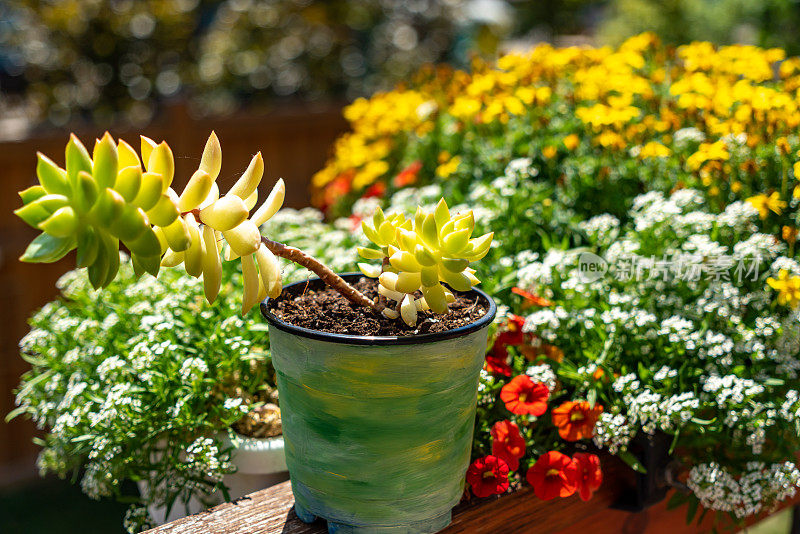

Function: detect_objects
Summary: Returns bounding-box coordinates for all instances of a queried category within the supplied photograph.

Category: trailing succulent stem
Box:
[15,131,492,326]
[260,236,381,312]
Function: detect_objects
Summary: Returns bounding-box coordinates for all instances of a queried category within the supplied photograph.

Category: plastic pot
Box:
[261,274,496,534]
[611,431,674,511]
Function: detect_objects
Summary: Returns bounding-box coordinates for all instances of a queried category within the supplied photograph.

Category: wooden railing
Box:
[145,458,800,533]
[0,103,347,485]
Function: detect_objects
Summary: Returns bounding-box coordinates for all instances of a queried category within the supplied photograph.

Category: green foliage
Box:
[599,0,800,55]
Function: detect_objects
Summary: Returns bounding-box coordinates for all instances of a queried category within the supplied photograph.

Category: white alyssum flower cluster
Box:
[525,363,557,392]
[687,462,800,518]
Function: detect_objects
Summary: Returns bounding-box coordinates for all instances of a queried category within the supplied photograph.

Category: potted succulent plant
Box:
[14,132,496,533]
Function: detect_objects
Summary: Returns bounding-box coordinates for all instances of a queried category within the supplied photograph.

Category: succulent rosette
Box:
[356,198,493,325]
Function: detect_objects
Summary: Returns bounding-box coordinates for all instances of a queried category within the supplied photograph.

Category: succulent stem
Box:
[260,236,382,312]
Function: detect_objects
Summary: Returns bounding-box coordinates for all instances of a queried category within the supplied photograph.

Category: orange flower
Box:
[551,401,603,441]
[783,226,798,246]
[393,160,422,187]
[512,287,553,308]
[500,375,549,416]
[542,344,564,363]
[491,420,526,471]
[363,182,387,198]
[542,146,557,159]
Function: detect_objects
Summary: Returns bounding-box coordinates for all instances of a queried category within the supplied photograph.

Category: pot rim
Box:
[260,273,497,345]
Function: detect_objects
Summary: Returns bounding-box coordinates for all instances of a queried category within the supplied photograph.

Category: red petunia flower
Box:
[393,160,423,187]
[466,455,510,498]
[320,173,354,212]
[551,401,603,441]
[485,343,512,376]
[491,420,526,471]
[511,287,553,308]
[363,182,387,198]
[572,453,603,501]
[526,451,580,500]
[500,375,550,416]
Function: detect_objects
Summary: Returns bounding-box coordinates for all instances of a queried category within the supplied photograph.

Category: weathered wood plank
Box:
[146,455,800,534]
[144,458,638,534]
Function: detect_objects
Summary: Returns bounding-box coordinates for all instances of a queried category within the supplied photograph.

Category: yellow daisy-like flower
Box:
[563,134,580,151]
[687,140,730,171]
[639,141,672,159]
[435,156,461,179]
[746,192,787,219]
[767,270,800,308]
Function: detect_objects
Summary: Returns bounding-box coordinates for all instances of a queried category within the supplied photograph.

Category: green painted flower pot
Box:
[261,274,496,534]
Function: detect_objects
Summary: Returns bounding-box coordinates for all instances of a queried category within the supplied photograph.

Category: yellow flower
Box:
[782,226,798,245]
[687,140,729,171]
[767,270,800,308]
[639,141,671,159]
[352,160,389,189]
[563,134,580,151]
[777,136,791,154]
[746,192,787,219]
[435,156,461,179]
[542,146,557,159]
[793,161,800,178]
[451,96,482,121]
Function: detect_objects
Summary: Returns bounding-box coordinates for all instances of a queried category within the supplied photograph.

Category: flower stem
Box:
[260,236,382,312]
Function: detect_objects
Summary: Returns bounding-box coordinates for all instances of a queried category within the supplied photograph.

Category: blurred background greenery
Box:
[2,0,798,132]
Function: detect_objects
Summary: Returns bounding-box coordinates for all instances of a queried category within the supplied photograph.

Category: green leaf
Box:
[36,152,70,195]
[19,233,75,263]
[617,449,646,474]
[65,134,93,187]
[686,496,699,524]
[667,490,689,510]
[19,185,47,204]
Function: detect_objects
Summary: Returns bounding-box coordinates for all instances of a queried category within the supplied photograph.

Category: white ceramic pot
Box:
[138,433,288,525]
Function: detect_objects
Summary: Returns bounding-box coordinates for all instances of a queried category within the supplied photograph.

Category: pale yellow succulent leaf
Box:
[400,294,417,326]
[201,224,222,303]
[357,262,382,278]
[228,152,264,200]
[199,131,222,180]
[222,219,261,257]
[199,195,249,231]
[178,170,213,212]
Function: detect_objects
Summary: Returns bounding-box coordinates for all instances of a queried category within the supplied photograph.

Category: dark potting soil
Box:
[267,276,488,336]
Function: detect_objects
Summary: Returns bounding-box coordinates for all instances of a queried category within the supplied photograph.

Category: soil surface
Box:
[267,276,488,336]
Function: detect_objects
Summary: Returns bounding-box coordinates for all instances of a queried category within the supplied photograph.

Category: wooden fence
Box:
[0,102,347,486]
